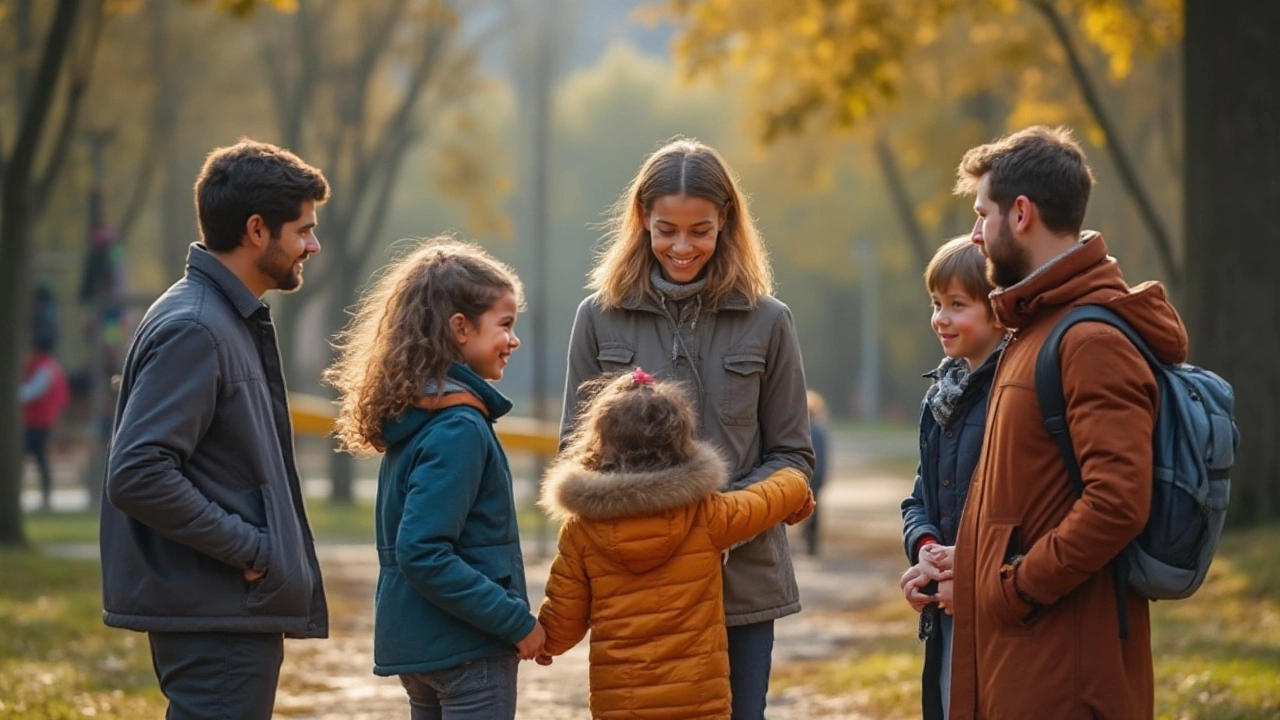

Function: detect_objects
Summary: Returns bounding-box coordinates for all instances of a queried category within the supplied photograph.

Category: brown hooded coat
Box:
[536,445,811,719]
[949,233,1188,719]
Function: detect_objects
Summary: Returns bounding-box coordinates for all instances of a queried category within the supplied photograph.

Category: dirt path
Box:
[274,445,915,719]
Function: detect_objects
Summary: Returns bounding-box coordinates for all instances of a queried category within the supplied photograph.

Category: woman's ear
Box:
[450,312,470,345]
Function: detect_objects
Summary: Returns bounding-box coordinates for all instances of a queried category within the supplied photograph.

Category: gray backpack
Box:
[1036,305,1237,638]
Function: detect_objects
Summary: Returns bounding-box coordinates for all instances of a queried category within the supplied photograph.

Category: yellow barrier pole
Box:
[289,393,560,454]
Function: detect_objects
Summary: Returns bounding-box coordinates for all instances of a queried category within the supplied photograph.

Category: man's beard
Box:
[986,218,1033,289]
[258,237,305,293]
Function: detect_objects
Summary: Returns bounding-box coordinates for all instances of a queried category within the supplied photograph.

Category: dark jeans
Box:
[727,619,775,720]
[148,631,284,720]
[23,427,51,508]
[400,654,519,720]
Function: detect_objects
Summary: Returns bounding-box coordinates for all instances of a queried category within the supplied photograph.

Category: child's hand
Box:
[900,564,936,613]
[535,653,553,666]
[936,578,955,615]
[784,491,815,525]
[917,545,955,580]
[920,544,955,574]
[516,620,546,660]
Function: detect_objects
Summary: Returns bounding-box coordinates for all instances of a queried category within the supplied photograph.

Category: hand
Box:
[920,544,955,574]
[785,492,815,525]
[936,578,955,615]
[244,568,264,582]
[916,545,954,582]
[535,653,553,666]
[516,620,546,660]
[900,565,935,613]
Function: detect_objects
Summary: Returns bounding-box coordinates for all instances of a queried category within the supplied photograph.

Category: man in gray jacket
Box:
[100,140,329,720]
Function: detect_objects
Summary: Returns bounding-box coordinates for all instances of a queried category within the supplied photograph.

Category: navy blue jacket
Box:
[101,244,327,637]
[901,350,1000,563]
[900,348,1000,720]
[372,363,535,676]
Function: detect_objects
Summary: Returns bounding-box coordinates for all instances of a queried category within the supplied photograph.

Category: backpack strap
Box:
[412,392,490,418]
[1034,304,1153,641]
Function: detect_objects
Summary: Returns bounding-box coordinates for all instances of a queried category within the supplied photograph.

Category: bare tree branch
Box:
[1031,0,1181,287]
[32,0,105,213]
[874,130,931,269]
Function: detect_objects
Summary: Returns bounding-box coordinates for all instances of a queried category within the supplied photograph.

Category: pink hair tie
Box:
[632,367,655,386]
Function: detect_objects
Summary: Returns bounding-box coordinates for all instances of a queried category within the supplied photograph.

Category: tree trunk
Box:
[0,0,84,545]
[0,207,35,545]
[325,268,363,506]
[1184,0,1280,525]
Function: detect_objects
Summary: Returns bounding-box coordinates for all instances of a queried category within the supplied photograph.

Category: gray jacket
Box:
[562,290,814,625]
[100,244,327,638]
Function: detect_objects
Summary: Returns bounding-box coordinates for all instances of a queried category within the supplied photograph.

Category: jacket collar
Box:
[381,362,513,448]
[445,362,513,419]
[185,243,266,319]
[619,287,754,315]
[538,442,726,521]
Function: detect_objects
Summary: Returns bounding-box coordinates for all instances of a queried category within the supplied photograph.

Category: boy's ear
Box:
[450,313,470,345]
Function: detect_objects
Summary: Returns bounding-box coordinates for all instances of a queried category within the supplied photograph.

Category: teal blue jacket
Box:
[372,363,534,676]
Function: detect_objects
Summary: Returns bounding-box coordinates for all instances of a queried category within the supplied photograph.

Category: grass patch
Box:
[772,526,1280,719]
[0,548,165,718]
[1151,526,1280,718]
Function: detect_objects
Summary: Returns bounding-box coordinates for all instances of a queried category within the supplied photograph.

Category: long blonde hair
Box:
[323,237,524,454]
[589,138,773,308]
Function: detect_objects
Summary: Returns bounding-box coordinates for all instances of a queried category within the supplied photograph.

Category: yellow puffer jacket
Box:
[537,444,812,719]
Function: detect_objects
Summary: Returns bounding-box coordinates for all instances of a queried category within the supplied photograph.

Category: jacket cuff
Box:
[915,536,940,554]
[505,612,537,646]
[1000,565,1041,622]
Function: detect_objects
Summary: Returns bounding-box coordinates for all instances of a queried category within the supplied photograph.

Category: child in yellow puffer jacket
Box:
[535,368,813,719]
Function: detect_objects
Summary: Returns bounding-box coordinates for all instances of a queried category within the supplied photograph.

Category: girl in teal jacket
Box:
[326,238,543,719]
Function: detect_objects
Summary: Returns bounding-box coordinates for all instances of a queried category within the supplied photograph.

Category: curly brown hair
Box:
[559,371,699,474]
[323,237,524,454]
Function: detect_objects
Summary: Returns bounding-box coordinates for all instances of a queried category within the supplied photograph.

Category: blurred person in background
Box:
[801,389,829,557]
[21,318,69,513]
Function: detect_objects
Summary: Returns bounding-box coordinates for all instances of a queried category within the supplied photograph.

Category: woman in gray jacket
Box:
[561,137,815,720]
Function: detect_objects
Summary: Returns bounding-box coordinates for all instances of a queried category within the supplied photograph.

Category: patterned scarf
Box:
[650,266,706,362]
[923,356,972,427]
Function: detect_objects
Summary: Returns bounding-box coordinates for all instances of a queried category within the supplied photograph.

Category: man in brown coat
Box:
[943,126,1187,719]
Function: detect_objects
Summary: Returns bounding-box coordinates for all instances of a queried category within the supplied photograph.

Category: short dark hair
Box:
[194,139,329,253]
[954,126,1095,235]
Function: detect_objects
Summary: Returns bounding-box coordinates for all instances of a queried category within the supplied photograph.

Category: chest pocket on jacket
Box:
[597,342,635,373]
[720,353,766,426]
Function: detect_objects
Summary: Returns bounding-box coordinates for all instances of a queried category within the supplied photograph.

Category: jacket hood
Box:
[991,232,1188,364]
[382,362,513,447]
[538,443,726,574]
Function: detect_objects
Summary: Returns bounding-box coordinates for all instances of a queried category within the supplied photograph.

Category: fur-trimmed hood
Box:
[539,443,727,574]
[539,442,726,521]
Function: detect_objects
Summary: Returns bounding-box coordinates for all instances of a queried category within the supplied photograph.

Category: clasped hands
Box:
[900,543,955,615]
